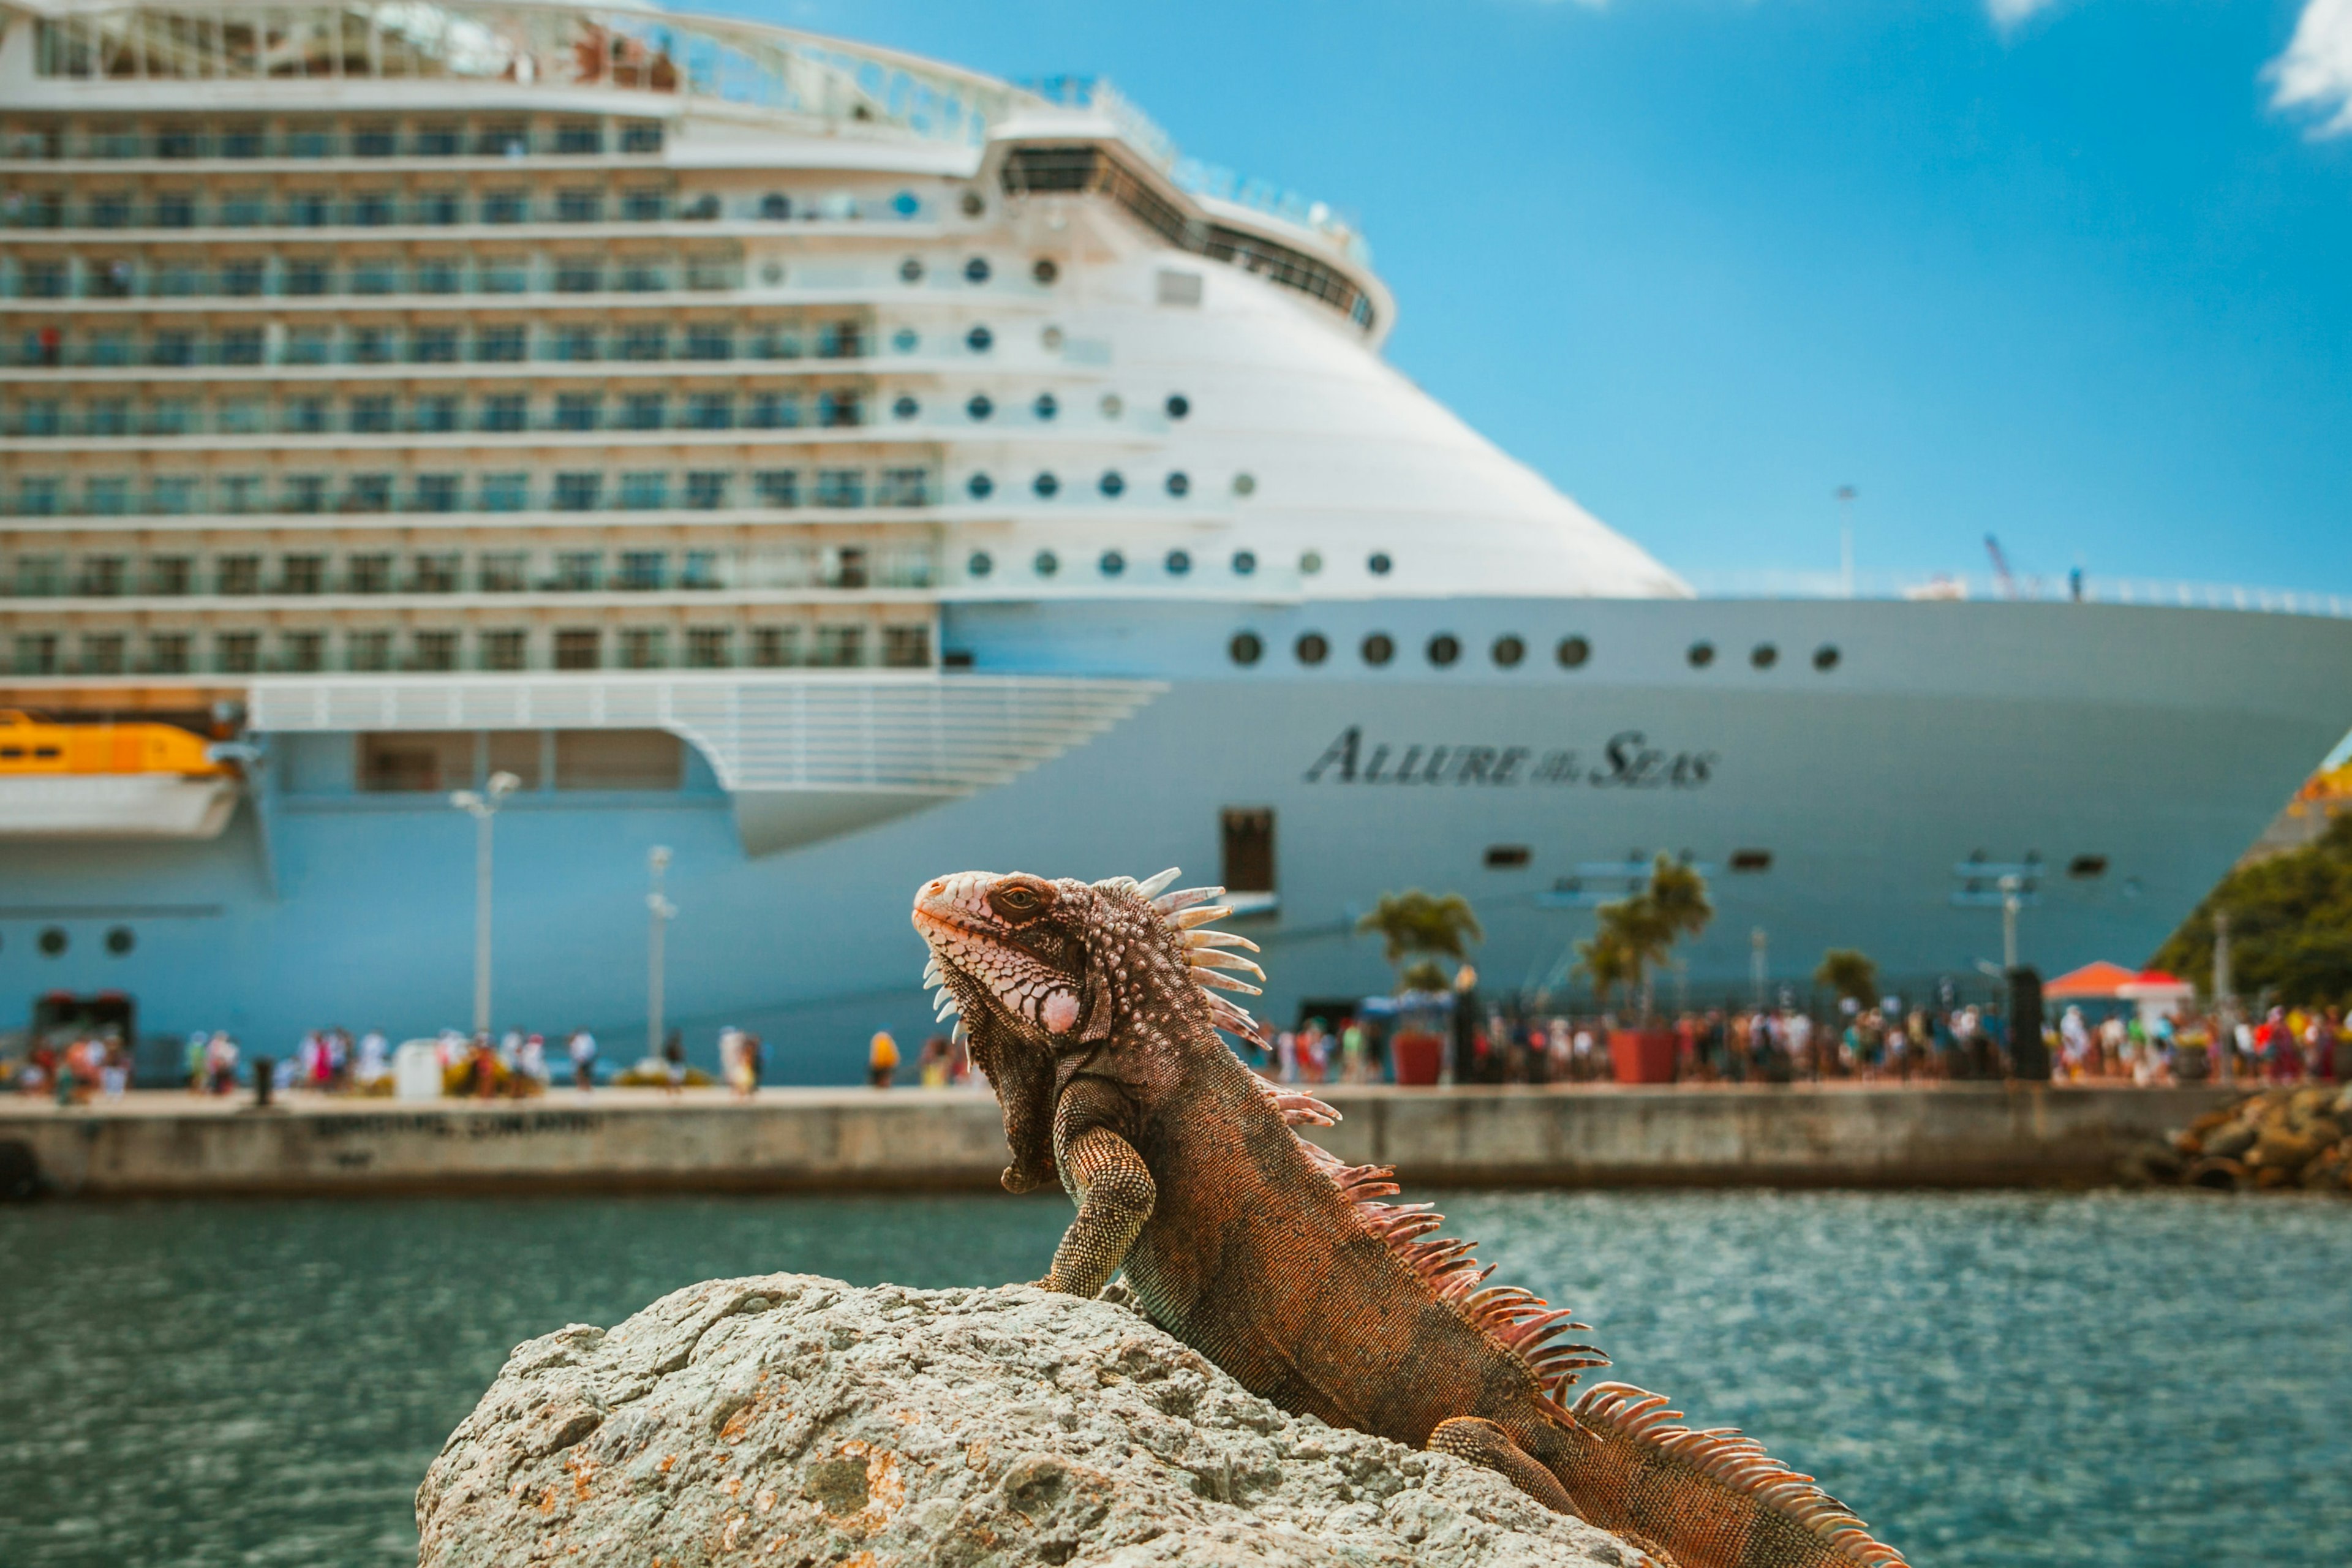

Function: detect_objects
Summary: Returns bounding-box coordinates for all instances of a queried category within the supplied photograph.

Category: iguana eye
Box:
[990,886,1041,915]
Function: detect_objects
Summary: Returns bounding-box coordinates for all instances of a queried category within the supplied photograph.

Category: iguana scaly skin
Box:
[913,868,1910,1568]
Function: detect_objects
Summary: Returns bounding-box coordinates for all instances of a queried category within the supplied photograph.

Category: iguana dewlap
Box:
[913,869,1910,1568]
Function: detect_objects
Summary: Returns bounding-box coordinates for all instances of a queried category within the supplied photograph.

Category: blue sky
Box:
[721,0,2352,593]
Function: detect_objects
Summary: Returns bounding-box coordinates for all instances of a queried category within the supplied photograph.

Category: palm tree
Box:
[1592,856,1715,1017]
[1815,949,1879,1006]
[1358,890,1483,992]
[1574,927,1638,1011]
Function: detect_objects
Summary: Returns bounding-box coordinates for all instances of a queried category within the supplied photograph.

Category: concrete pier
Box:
[0,1083,2233,1198]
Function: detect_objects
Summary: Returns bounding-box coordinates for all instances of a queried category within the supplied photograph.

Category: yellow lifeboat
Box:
[0,710,240,838]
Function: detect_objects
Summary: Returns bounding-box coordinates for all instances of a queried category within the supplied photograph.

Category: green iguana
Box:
[913,867,1909,1568]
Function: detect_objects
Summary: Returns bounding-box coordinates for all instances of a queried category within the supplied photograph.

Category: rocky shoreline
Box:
[415,1274,1645,1568]
[2130,1084,2352,1192]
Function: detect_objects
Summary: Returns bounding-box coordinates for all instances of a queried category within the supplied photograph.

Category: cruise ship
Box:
[5,0,2350,1073]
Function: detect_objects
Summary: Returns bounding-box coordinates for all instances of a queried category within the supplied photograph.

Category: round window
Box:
[1166,393,1191,420]
[1100,393,1123,419]
[1166,472,1191,498]
[1368,551,1393,576]
[1814,644,1841,671]
[1232,549,1258,576]
[967,550,993,578]
[1041,326,1063,351]
[899,256,924,284]
[964,256,992,284]
[1751,643,1779,669]
[965,324,993,353]
[1233,472,1257,497]
[760,262,785,285]
[762,193,791,220]
[1362,633,1395,667]
[892,190,919,217]
[1033,392,1058,421]
[1033,257,1060,285]
[1099,549,1125,577]
[892,394,919,421]
[960,190,985,217]
[1492,635,1525,668]
[1034,549,1060,577]
[1687,641,1715,668]
[1427,633,1460,667]
[891,327,918,353]
[38,926,67,957]
[1166,549,1193,576]
[1300,551,1323,575]
[966,472,994,500]
[1033,471,1060,499]
[1229,631,1263,666]
[1098,470,1125,498]
[1557,635,1591,668]
[966,393,994,421]
[105,925,134,955]
[1295,632,1329,666]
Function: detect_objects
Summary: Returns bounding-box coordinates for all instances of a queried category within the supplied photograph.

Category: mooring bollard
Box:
[252,1057,274,1110]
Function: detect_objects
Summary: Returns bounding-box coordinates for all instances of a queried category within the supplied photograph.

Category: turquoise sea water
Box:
[0,1189,2343,1567]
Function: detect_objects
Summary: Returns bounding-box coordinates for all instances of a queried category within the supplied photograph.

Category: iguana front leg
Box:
[1035,1076,1155,1295]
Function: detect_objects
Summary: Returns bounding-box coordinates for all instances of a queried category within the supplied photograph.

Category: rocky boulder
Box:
[416,1274,1644,1568]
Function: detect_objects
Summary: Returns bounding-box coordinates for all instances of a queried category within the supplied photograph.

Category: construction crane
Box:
[1983,534,2018,599]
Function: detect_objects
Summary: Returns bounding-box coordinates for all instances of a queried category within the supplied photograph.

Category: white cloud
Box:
[1985,0,2064,30]
[2271,0,2352,137]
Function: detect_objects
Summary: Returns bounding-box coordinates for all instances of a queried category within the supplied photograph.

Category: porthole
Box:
[1814,644,1841,671]
[1491,635,1525,668]
[1295,631,1329,666]
[1485,846,1532,869]
[1300,551,1323,575]
[1033,471,1060,499]
[965,324,993,353]
[1231,549,1257,576]
[1166,472,1191,497]
[965,472,993,500]
[1730,849,1773,873]
[1368,551,1392,576]
[1034,549,1059,577]
[1751,643,1778,669]
[960,190,985,217]
[891,394,919,421]
[1166,393,1191,420]
[1687,641,1715,668]
[898,256,924,284]
[1100,393,1123,419]
[1099,549,1125,577]
[966,393,994,421]
[2068,854,2109,880]
[1041,325,1063,351]
[1098,470,1125,498]
[38,927,67,957]
[1033,392,1058,421]
[1166,549,1193,576]
[1033,257,1060,285]
[964,256,992,284]
[1361,632,1395,666]
[1229,631,1263,666]
[1556,635,1591,668]
[891,327,918,353]
[760,262,785,285]
[891,190,919,217]
[1427,633,1460,668]
[967,550,993,578]
[1233,472,1257,497]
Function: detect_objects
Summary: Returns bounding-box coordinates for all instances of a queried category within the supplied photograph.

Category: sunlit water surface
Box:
[0,1189,2342,1567]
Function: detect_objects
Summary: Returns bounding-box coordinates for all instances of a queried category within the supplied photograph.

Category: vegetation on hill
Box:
[2152,815,2352,1003]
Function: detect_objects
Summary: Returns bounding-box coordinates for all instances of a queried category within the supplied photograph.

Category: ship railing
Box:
[1688,569,2352,620]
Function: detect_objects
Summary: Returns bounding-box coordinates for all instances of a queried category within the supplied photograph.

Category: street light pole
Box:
[1998,874,2022,972]
[647,846,676,1059]
[448,771,521,1037]
[1836,485,1858,598]
[1750,927,1767,1011]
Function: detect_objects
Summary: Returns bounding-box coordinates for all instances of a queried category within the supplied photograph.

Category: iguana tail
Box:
[1557,1383,1910,1568]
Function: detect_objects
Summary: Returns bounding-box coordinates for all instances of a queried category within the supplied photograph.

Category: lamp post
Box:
[1836,485,1857,598]
[1998,874,2023,971]
[647,846,676,1059]
[448,771,521,1036]
[1750,927,1768,1011]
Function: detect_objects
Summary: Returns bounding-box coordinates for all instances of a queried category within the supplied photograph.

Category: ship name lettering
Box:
[1303,728,1712,789]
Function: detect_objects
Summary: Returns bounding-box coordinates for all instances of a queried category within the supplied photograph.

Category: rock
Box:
[2199,1121,2258,1161]
[415,1275,1643,1568]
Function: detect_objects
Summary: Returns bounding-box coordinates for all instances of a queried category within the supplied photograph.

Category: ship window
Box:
[1033,472,1060,499]
[557,731,682,791]
[1034,550,1060,577]
[1368,552,1393,576]
[1166,549,1193,576]
[967,472,995,500]
[38,928,67,958]
[1229,631,1264,666]
[900,257,924,283]
[967,393,994,421]
[1485,846,1532,869]
[893,395,919,421]
[1099,471,1126,498]
[761,193,792,220]
[1102,394,1124,418]
[1295,632,1329,666]
[554,629,601,670]
[1557,635,1591,668]
[1492,635,1526,668]
[1033,258,1060,285]
[1099,550,1126,577]
[2068,855,2109,880]
[1731,850,1773,873]
[1687,641,1715,668]
[1166,394,1191,420]
[968,551,993,578]
[1167,472,1191,497]
[1034,393,1059,421]
[105,926,134,956]
[1427,634,1461,668]
[1814,644,1841,671]
[1232,550,1257,576]
[1301,551,1324,575]
[1221,808,1276,894]
[965,257,992,284]
[360,731,472,792]
[1234,473,1257,497]
[1362,633,1395,666]
[481,631,527,672]
[966,325,993,353]
[962,191,986,217]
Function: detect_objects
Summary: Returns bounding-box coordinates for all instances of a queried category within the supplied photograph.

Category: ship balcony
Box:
[0,213,943,246]
[2,123,671,164]
[0,273,1065,312]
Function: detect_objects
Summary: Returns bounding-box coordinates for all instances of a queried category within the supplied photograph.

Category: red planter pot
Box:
[1609,1028,1679,1085]
[1392,1031,1446,1086]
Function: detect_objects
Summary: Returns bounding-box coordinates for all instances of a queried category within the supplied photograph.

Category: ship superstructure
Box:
[3,1,2348,1065]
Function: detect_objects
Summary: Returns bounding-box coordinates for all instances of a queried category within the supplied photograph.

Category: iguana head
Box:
[911,868,1264,1192]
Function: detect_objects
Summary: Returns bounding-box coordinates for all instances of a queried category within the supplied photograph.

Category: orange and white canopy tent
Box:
[2045,962,2195,1020]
